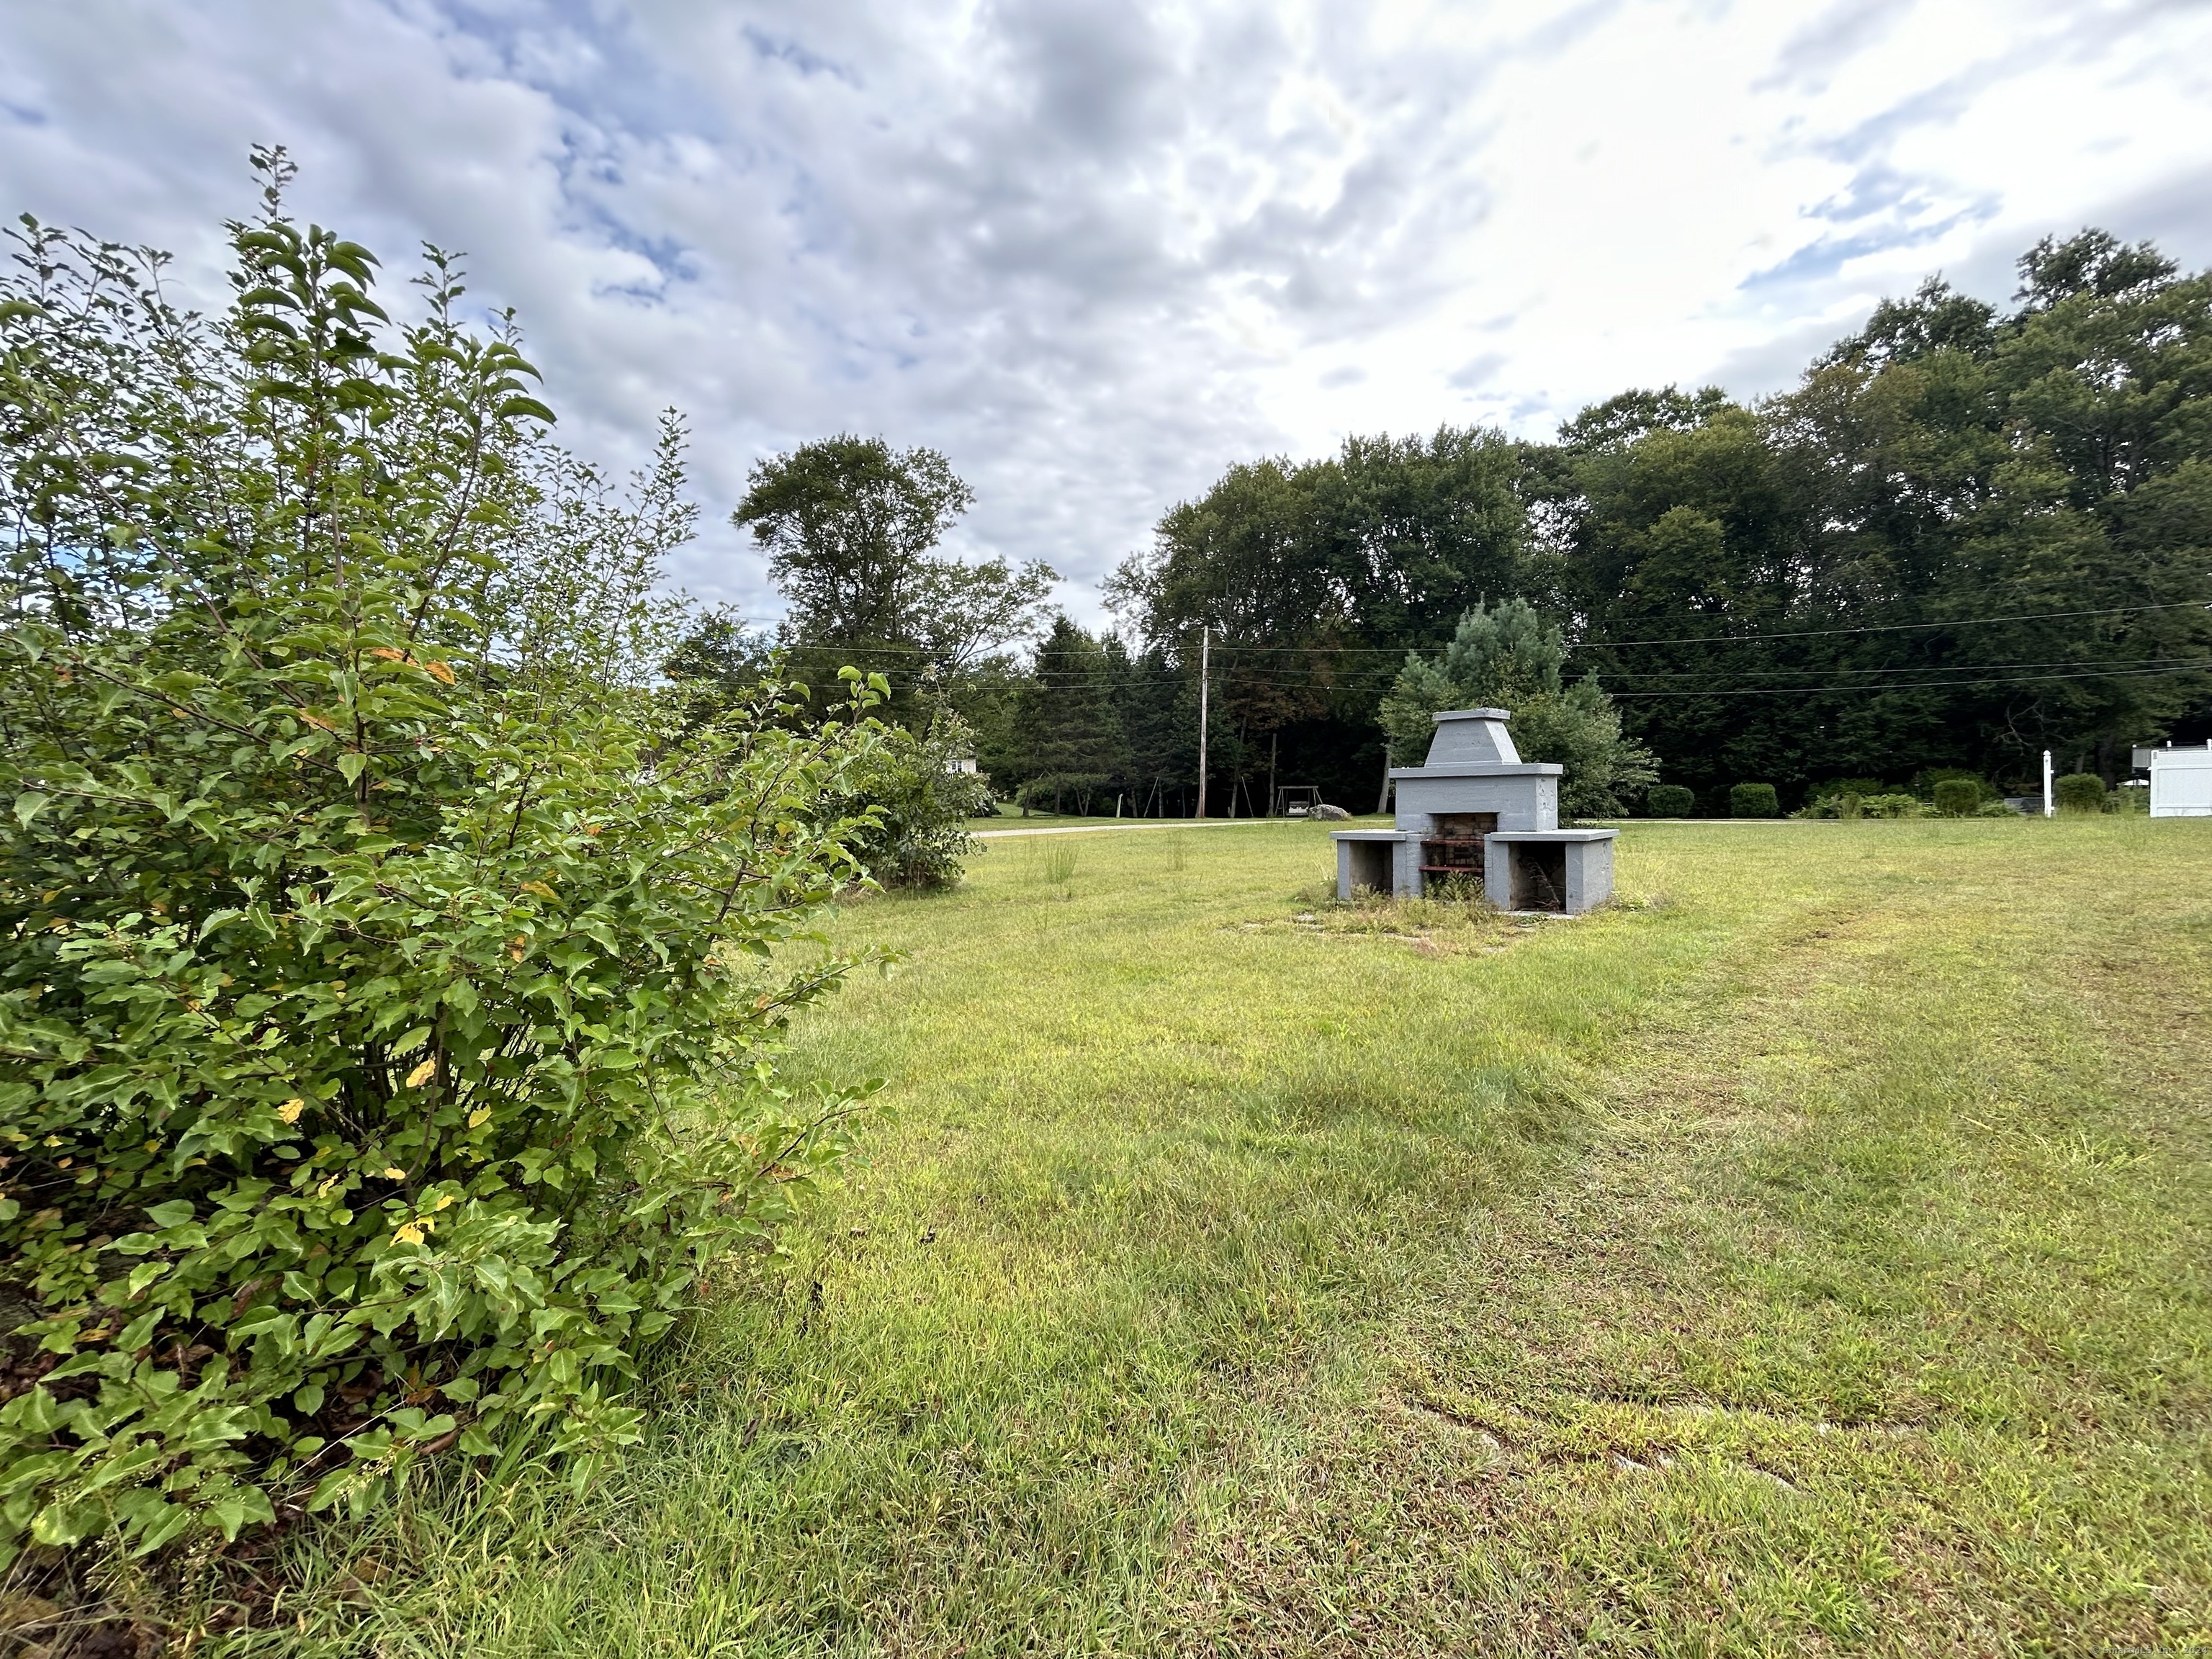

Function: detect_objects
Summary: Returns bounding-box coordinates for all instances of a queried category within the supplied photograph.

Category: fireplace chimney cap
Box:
[1423,708,1519,766]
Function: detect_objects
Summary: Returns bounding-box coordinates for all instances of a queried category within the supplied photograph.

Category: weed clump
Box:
[1042,840,1080,884]
[1278,881,1519,956]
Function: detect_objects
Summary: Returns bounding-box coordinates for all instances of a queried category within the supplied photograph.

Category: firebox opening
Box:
[1421,811,1496,885]
[1512,841,1568,912]
[1344,839,1392,896]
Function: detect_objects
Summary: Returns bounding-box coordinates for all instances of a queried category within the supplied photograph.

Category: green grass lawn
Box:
[243,818,2211,1656]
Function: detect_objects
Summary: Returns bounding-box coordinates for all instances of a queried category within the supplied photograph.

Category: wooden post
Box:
[1196,626,1210,820]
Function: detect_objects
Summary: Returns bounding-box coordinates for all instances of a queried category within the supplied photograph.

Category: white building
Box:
[2139,742,2212,817]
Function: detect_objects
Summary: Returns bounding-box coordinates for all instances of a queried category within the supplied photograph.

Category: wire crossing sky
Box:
[3,1,2209,628]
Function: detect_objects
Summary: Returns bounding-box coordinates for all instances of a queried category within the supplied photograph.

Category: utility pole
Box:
[1196,625,1210,819]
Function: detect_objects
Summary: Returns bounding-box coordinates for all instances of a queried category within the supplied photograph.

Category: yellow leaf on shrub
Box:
[278,1098,305,1124]
[467,1107,491,1129]
[423,660,456,685]
[369,647,407,662]
[392,1222,425,1246]
[381,1166,407,1181]
[405,1058,437,1089]
[520,881,557,901]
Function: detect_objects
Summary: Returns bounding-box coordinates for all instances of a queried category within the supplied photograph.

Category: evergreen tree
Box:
[1105,638,1193,816]
[1008,617,1128,813]
[1380,600,1655,817]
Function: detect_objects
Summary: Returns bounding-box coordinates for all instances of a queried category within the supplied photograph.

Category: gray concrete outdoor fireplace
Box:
[1331,708,1618,914]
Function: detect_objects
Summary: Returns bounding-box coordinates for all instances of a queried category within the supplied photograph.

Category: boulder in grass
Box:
[1311,804,1352,821]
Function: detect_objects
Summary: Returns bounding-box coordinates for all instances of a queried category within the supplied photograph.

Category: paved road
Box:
[973,818,1311,840]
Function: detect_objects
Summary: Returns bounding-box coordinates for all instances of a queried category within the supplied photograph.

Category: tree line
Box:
[732,228,2212,814]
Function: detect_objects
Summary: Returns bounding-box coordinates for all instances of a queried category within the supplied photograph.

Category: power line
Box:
[998,653,2212,691]
[1163,598,2212,653]
[1581,600,2212,648]
[786,598,2208,664]
[1024,651,2212,683]
[1590,653,2212,681]
[1607,663,2210,698]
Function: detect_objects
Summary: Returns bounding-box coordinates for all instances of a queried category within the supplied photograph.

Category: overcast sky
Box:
[4,0,2209,629]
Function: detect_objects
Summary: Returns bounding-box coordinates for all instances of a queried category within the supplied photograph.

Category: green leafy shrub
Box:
[0,163,886,1564]
[1796,789,1881,819]
[2056,773,2108,814]
[1932,779,1982,817]
[1802,781,1941,819]
[1729,783,1779,818]
[1645,784,1696,817]
[1913,768,1989,805]
[1819,778,1887,800]
[830,715,993,889]
[1863,793,1928,818]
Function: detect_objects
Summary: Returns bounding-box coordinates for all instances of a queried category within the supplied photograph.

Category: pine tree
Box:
[1010,617,1129,812]
[1380,599,1655,817]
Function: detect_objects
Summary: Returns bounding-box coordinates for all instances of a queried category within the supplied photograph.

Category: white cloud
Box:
[1,0,2208,629]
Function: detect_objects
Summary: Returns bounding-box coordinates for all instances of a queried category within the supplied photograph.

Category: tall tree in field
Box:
[732,436,1054,718]
[736,436,971,646]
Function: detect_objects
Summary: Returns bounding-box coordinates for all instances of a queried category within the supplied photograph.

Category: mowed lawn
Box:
[256,818,2211,1657]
